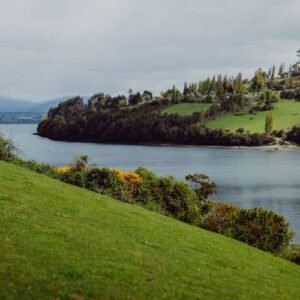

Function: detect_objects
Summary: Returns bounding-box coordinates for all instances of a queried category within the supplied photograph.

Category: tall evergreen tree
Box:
[210,76,217,93]
[183,82,188,96]
[278,63,285,78]
[265,112,274,134]
[216,74,224,99]
[271,65,276,80]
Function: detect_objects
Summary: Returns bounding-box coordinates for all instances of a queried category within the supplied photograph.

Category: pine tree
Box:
[223,75,228,93]
[278,63,285,78]
[216,74,224,99]
[172,85,178,103]
[265,112,274,134]
[183,82,188,96]
[271,65,276,80]
[203,77,211,94]
[210,76,216,93]
[198,81,203,93]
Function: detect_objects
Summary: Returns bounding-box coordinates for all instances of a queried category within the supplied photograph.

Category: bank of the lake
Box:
[1,124,300,243]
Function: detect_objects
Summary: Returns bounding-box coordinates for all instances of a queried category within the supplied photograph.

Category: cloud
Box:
[0,0,299,100]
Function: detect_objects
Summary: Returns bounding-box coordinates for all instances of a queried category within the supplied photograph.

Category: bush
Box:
[85,168,124,195]
[282,245,300,265]
[201,202,241,237]
[280,88,300,100]
[286,126,300,144]
[13,159,55,176]
[234,208,294,253]
[0,134,17,162]
[59,171,87,188]
[201,204,294,254]
[272,129,285,138]
[158,179,200,223]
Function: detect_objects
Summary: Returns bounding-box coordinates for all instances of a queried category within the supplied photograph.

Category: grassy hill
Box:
[1,162,300,299]
[207,101,300,133]
[163,101,300,133]
[162,103,212,116]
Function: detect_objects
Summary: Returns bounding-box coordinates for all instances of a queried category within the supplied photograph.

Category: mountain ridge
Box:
[0,95,89,113]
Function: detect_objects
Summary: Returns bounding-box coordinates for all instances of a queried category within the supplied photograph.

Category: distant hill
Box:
[29,97,70,112]
[0,96,34,112]
[0,95,90,113]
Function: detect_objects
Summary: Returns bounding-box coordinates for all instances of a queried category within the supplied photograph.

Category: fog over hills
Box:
[0,96,89,113]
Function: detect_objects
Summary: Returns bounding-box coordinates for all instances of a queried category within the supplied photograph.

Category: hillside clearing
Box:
[162,103,212,116]
[207,101,300,133]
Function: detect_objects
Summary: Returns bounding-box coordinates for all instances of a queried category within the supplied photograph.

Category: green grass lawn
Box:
[207,101,300,133]
[162,103,212,116]
[1,162,300,299]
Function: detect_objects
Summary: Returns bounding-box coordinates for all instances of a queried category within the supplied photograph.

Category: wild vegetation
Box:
[37,51,300,146]
[1,133,297,260]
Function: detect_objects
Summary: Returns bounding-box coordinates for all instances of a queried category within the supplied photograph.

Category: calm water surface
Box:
[1,124,300,243]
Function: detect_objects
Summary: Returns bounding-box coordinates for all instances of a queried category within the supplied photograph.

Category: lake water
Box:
[1,124,300,243]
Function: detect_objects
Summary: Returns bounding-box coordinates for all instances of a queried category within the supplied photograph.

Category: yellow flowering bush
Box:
[53,166,73,174]
[113,170,143,189]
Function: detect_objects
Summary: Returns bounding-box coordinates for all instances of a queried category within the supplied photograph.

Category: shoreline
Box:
[34,132,300,152]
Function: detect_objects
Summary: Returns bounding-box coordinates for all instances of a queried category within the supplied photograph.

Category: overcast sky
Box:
[0,0,299,101]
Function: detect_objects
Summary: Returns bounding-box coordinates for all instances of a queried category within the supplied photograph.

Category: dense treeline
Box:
[38,96,274,146]
[37,51,300,146]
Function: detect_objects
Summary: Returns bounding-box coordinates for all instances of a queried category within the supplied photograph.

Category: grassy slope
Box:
[162,103,212,116]
[1,162,300,299]
[207,101,300,133]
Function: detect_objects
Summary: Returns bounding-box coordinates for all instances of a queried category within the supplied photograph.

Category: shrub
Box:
[53,166,73,173]
[234,208,294,253]
[85,168,124,194]
[201,204,294,253]
[282,245,300,265]
[201,202,241,237]
[113,170,143,191]
[286,126,300,144]
[0,134,17,162]
[59,171,87,188]
[13,159,55,176]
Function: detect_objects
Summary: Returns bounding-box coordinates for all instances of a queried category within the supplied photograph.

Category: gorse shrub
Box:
[113,170,143,191]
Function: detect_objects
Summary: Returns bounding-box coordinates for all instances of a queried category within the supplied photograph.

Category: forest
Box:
[37,52,300,146]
